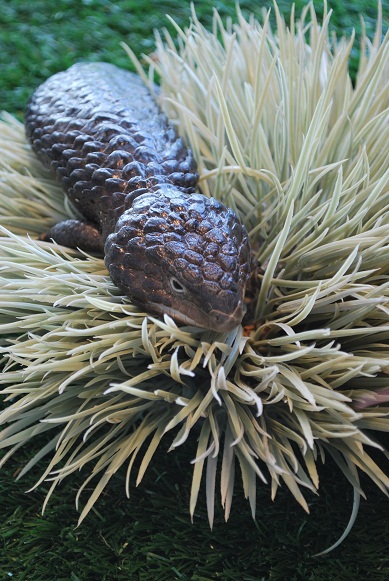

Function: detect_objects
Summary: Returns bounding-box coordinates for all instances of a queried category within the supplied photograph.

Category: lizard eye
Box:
[170,277,186,293]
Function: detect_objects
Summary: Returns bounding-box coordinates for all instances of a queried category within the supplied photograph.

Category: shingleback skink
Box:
[25,62,251,332]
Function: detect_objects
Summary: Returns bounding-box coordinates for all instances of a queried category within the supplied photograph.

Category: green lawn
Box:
[0,1,388,579]
[0,0,385,115]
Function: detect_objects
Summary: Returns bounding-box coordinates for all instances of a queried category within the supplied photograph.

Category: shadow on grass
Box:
[0,435,388,580]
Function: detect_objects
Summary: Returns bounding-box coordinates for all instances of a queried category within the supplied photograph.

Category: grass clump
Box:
[0,2,388,551]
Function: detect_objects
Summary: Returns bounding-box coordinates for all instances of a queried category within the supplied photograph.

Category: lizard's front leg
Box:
[39,219,104,253]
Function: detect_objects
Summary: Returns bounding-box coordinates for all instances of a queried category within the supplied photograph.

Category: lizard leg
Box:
[39,219,103,253]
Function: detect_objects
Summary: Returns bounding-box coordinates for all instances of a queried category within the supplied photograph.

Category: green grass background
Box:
[0,1,388,579]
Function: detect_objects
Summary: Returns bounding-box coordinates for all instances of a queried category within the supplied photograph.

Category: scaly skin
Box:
[25,62,251,331]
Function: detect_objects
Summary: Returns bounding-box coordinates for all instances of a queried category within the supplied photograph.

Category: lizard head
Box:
[104,187,251,332]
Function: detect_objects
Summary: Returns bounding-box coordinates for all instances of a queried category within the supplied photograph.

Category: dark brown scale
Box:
[25,62,251,332]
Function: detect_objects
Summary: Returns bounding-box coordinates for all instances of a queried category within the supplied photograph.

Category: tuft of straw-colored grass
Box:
[0,3,388,546]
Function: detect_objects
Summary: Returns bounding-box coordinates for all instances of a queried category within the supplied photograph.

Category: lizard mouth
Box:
[147,300,246,333]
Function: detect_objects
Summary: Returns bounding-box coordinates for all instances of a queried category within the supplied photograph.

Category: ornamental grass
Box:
[0,2,388,551]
